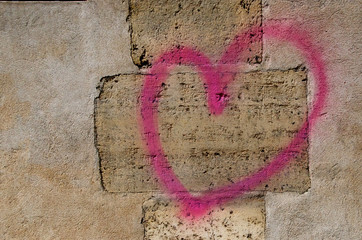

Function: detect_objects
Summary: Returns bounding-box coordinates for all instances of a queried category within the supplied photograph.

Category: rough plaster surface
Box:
[96,70,310,193]
[129,0,262,68]
[0,74,31,131]
[0,1,146,239]
[262,1,362,239]
[0,0,361,239]
[143,196,265,240]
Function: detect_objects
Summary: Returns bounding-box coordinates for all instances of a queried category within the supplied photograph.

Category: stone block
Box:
[95,69,310,193]
[142,196,265,240]
[129,0,262,67]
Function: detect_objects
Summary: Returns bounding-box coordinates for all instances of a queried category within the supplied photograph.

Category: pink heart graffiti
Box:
[140,22,328,218]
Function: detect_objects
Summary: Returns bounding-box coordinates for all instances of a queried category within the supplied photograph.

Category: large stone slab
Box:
[129,0,262,67]
[142,196,265,240]
[95,69,310,193]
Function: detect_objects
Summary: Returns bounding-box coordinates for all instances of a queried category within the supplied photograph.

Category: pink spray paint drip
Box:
[140,22,328,218]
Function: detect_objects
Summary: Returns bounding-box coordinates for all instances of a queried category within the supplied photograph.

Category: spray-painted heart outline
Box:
[140,22,327,218]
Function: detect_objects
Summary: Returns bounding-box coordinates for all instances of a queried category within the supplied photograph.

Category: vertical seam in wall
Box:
[94,79,106,191]
[141,203,146,240]
[127,0,136,68]
[260,0,264,65]
[94,74,121,192]
[306,68,311,190]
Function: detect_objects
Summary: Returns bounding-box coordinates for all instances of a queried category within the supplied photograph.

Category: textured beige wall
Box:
[0,0,361,239]
[263,1,361,239]
[0,1,146,239]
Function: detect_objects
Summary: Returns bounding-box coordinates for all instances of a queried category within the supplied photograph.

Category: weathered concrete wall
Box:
[0,0,361,239]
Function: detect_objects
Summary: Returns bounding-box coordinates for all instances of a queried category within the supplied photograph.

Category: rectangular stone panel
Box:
[142,196,265,240]
[95,69,310,193]
[129,0,262,67]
